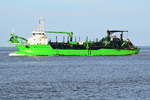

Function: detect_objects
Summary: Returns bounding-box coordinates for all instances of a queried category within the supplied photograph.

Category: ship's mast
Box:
[35,17,45,32]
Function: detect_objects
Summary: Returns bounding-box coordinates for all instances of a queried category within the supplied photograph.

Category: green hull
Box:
[10,44,140,56]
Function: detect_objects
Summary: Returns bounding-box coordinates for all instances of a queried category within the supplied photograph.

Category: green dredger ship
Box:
[9,19,140,56]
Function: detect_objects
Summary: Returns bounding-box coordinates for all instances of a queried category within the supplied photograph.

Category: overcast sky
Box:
[0,0,150,46]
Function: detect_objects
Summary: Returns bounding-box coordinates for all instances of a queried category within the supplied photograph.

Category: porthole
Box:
[25,45,30,48]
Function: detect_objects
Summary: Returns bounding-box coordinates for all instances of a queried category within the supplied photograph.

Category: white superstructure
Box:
[27,17,48,45]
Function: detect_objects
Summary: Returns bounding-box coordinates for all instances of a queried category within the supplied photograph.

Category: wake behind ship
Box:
[9,19,140,56]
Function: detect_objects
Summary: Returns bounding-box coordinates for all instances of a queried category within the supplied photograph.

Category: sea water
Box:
[0,47,150,100]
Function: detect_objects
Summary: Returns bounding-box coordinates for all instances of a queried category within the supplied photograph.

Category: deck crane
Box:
[107,30,128,41]
[9,33,27,43]
[45,31,73,41]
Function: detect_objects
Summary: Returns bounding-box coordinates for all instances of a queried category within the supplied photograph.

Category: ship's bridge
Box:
[27,31,48,45]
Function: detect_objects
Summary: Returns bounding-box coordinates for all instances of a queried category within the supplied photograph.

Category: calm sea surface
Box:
[0,47,150,100]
